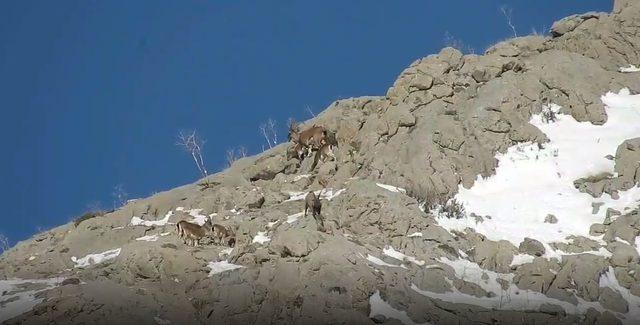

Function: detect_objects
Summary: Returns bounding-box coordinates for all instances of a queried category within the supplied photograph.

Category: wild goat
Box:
[310,143,336,170]
[212,224,236,247]
[304,191,325,231]
[286,142,308,161]
[176,218,213,246]
[288,121,326,150]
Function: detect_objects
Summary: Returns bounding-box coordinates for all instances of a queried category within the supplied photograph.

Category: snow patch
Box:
[252,232,271,244]
[619,65,640,73]
[293,174,311,182]
[408,232,423,238]
[219,247,234,257]
[366,255,407,269]
[0,278,65,323]
[412,257,605,315]
[71,248,121,268]
[369,291,430,325]
[599,266,640,324]
[131,211,174,227]
[383,246,425,266]
[267,220,279,228]
[438,89,640,250]
[286,212,304,224]
[510,254,535,267]
[207,261,244,276]
[376,183,407,194]
[285,188,345,202]
[136,234,160,242]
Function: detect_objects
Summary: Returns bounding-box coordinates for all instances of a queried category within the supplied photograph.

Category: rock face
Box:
[2,1,640,324]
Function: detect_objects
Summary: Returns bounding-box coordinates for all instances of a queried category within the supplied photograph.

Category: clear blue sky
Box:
[0,1,611,245]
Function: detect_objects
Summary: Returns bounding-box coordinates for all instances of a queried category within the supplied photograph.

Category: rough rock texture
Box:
[2,1,640,324]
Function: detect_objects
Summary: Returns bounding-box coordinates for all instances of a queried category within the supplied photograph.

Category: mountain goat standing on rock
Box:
[304,191,325,231]
[212,224,236,247]
[176,218,213,246]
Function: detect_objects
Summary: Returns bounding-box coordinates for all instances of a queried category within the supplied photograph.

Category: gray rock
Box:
[519,238,545,257]
[599,287,628,313]
[544,214,558,224]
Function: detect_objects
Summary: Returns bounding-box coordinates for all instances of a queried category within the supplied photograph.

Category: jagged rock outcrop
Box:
[2,1,640,324]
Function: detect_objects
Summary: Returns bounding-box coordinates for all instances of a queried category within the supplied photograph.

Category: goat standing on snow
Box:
[304,191,325,231]
[176,218,213,246]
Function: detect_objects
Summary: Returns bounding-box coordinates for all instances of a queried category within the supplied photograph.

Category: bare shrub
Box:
[176,130,208,177]
[305,105,316,118]
[423,192,466,219]
[541,106,557,123]
[226,146,247,167]
[112,184,128,209]
[259,118,278,149]
[500,5,518,38]
[443,31,475,54]
[198,180,218,191]
[0,233,9,253]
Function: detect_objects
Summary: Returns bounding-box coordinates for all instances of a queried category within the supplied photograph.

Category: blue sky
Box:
[0,1,611,245]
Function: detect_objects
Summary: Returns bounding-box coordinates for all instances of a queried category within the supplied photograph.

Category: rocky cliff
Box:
[2,1,640,324]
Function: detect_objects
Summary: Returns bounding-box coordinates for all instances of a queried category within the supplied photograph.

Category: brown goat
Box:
[212,224,235,247]
[304,191,325,231]
[310,143,336,170]
[289,121,326,150]
[176,218,213,246]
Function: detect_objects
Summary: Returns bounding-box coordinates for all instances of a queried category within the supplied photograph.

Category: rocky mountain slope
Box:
[2,1,640,324]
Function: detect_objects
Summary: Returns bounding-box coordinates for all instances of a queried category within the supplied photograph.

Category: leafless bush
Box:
[112,184,128,209]
[305,105,316,118]
[423,193,466,219]
[0,233,9,253]
[226,146,247,167]
[176,130,208,177]
[443,31,475,54]
[259,118,278,149]
[198,180,218,191]
[541,106,557,123]
[500,5,518,38]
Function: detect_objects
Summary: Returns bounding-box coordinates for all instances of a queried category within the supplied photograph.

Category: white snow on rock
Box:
[408,232,423,238]
[135,232,170,242]
[0,278,65,323]
[285,188,345,202]
[599,266,640,324]
[619,65,640,73]
[383,246,425,266]
[71,248,121,268]
[293,174,311,182]
[131,211,174,227]
[252,232,271,244]
[635,236,640,255]
[186,208,208,225]
[509,254,535,267]
[267,220,279,228]
[369,291,431,325]
[366,255,407,269]
[376,183,407,194]
[219,247,234,257]
[412,257,606,315]
[136,234,160,242]
[437,89,640,252]
[207,260,244,276]
[286,212,304,224]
